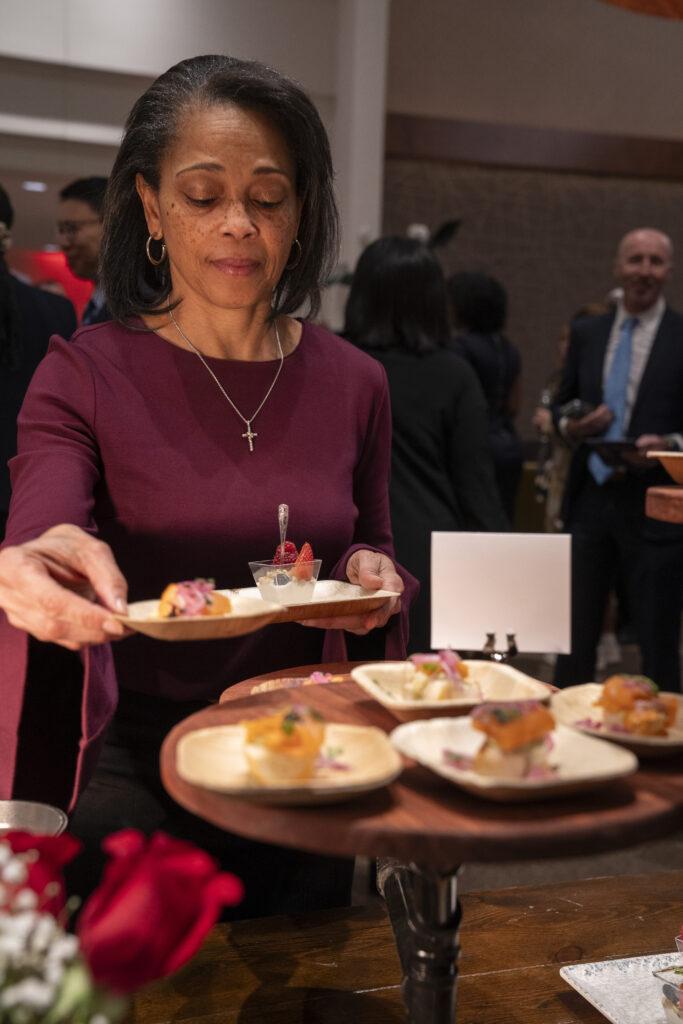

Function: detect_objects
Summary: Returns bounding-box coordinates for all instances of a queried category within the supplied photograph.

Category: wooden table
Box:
[133,869,683,1023]
[645,485,683,524]
[161,663,683,1022]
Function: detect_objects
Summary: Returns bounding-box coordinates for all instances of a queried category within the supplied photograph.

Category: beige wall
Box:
[0,0,392,260]
[388,0,683,140]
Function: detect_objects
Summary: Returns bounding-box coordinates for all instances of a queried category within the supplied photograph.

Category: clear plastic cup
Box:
[249,559,322,606]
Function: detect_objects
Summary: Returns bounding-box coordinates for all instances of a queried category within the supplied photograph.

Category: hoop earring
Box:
[146,234,167,267]
[285,237,302,270]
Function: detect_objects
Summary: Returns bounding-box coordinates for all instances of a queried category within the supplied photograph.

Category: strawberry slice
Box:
[291,541,314,581]
[273,540,298,565]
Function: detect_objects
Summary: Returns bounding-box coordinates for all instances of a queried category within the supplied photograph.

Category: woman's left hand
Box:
[297,549,403,635]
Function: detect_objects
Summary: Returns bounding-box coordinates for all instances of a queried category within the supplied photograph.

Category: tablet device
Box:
[585,439,638,467]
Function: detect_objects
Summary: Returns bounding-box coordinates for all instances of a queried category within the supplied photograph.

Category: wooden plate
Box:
[390,717,637,802]
[351,660,551,721]
[551,683,683,757]
[175,722,402,805]
[117,591,282,641]
[236,580,400,622]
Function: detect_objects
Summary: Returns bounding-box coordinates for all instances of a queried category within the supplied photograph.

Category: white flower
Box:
[2,859,28,885]
[29,913,58,953]
[0,845,11,866]
[0,977,56,1011]
[11,889,37,911]
[47,933,79,963]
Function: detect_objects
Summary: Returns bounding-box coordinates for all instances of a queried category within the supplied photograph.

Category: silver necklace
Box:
[169,308,284,452]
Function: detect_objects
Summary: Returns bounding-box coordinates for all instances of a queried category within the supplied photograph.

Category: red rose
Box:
[3,831,81,916]
[77,830,243,993]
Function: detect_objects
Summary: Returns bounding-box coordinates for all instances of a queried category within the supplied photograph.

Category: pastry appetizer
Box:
[402,650,479,701]
[471,701,556,779]
[595,674,677,736]
[158,578,231,618]
[242,706,325,783]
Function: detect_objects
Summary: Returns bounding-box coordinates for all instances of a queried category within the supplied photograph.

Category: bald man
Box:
[554,228,683,691]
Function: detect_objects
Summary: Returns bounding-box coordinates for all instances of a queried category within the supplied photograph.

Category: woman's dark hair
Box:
[447,272,508,334]
[0,184,20,368]
[343,236,451,354]
[101,54,338,322]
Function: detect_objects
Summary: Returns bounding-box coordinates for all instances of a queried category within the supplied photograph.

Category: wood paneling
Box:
[601,0,683,17]
[386,112,683,181]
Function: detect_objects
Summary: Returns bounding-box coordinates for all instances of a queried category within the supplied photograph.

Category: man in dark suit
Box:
[57,177,110,325]
[554,228,683,691]
[1,184,77,537]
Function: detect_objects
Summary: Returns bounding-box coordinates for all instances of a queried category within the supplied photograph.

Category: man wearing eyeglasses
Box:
[57,177,110,325]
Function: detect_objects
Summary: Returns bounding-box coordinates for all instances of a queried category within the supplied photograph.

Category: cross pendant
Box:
[242,423,258,452]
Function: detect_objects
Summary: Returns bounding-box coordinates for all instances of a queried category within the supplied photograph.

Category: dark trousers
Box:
[554,477,682,691]
[66,688,354,919]
[637,533,683,692]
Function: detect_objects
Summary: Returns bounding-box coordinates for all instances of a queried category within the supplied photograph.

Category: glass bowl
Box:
[249,558,322,606]
[0,800,68,836]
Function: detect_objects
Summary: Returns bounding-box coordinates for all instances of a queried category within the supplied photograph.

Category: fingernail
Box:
[114,597,127,614]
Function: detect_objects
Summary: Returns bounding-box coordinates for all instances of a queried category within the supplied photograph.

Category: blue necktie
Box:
[588,316,638,485]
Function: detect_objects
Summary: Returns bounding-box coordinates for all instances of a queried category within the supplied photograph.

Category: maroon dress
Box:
[0,318,416,812]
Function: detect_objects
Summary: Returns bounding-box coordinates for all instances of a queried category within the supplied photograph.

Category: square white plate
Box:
[560,952,680,1024]
[390,716,637,802]
[176,722,402,805]
[351,660,551,721]
[551,684,683,758]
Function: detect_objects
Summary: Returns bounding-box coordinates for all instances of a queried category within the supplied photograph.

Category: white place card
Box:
[430,532,571,654]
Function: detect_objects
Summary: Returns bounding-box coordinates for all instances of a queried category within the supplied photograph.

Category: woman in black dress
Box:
[447,272,524,522]
[344,237,507,653]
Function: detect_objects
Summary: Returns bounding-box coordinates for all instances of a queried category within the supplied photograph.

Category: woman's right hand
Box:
[0,524,129,651]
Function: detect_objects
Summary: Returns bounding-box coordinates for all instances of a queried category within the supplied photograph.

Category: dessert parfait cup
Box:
[249,558,322,606]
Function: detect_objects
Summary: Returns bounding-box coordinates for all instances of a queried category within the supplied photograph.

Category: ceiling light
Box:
[22,180,48,192]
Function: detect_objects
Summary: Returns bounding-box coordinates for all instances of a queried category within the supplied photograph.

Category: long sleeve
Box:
[7,339,101,545]
[1,338,117,810]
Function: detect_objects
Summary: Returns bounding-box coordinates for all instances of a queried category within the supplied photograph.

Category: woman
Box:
[0,56,412,915]
[448,271,524,522]
[344,237,506,653]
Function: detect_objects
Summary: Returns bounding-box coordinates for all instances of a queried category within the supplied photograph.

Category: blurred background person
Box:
[553,228,683,692]
[344,236,507,653]
[533,302,625,673]
[448,271,524,522]
[0,184,76,539]
[533,303,611,534]
[57,176,110,325]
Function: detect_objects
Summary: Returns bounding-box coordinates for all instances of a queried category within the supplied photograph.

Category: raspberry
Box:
[273,540,298,565]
